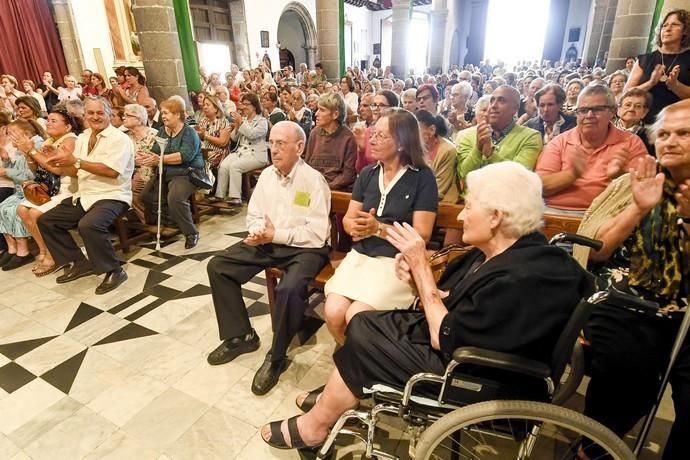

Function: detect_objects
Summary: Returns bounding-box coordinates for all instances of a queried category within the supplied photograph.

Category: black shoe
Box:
[0,251,14,267]
[56,260,94,284]
[251,352,289,396]
[95,268,128,295]
[207,330,260,366]
[185,232,200,249]
[2,254,35,271]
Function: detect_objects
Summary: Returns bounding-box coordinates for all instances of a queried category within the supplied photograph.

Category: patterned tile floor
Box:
[0,208,676,459]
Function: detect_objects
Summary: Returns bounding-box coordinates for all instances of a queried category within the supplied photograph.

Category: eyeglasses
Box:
[371,103,389,109]
[416,94,432,102]
[575,106,612,116]
[370,131,392,142]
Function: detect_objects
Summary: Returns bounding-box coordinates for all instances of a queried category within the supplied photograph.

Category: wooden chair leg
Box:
[115,215,130,253]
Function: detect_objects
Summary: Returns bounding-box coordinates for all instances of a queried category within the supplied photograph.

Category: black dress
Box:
[334,232,590,398]
[637,50,690,124]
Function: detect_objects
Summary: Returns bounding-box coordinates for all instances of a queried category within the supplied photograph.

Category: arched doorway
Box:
[277,2,318,70]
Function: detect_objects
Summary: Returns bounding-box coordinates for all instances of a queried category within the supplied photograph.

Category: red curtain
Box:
[0,0,70,84]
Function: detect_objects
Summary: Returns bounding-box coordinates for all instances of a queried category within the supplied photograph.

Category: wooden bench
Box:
[114,192,216,253]
[264,192,583,318]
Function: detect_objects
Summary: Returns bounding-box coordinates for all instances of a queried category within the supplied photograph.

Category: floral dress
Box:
[0,147,37,237]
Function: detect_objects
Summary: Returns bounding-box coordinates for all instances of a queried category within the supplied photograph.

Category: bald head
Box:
[142,97,157,119]
[494,85,521,107]
[272,120,306,145]
[269,121,306,175]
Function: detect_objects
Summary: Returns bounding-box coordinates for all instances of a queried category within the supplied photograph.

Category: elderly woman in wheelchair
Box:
[260,162,592,454]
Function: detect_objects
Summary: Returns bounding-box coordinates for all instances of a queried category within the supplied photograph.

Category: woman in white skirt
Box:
[15,108,81,276]
[324,108,438,344]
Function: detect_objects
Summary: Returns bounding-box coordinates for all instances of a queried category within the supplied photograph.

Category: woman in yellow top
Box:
[416,109,460,204]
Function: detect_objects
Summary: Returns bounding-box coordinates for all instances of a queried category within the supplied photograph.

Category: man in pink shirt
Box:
[536,85,649,213]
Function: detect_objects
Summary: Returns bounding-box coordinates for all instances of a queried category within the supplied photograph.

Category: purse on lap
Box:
[22,181,51,206]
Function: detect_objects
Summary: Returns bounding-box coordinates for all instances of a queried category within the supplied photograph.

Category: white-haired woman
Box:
[259,162,590,450]
[123,104,158,223]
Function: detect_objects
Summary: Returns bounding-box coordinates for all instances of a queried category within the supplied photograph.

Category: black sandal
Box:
[264,415,310,450]
[296,385,325,413]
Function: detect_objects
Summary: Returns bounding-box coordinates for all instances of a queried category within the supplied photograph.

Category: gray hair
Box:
[474,94,492,113]
[83,96,112,117]
[465,162,544,238]
[451,82,473,99]
[576,84,616,108]
[317,92,347,125]
[402,88,417,99]
[291,89,306,103]
[124,103,148,125]
[648,99,690,143]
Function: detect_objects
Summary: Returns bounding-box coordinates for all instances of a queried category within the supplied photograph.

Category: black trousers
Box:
[37,198,129,274]
[0,187,14,251]
[206,242,329,363]
[584,304,690,460]
[141,174,197,236]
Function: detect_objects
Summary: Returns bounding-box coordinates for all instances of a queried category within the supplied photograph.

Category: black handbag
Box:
[187,167,213,190]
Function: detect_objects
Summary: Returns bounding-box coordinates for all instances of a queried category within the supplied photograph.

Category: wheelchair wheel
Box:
[552,340,586,406]
[414,400,634,460]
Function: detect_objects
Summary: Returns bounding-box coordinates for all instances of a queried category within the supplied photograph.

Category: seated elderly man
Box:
[206,121,330,395]
[358,93,374,127]
[457,85,542,185]
[259,162,590,450]
[574,99,690,459]
[38,96,134,294]
[536,85,649,214]
[525,84,577,144]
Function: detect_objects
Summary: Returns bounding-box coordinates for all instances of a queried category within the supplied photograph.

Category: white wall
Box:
[344,3,373,69]
[561,0,592,62]
[277,11,307,67]
[243,0,317,69]
[71,0,116,78]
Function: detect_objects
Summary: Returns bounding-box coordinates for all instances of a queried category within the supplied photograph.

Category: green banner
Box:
[173,0,202,92]
[647,0,665,52]
[339,0,345,76]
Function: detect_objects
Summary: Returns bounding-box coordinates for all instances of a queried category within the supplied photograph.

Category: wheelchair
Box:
[314,234,644,460]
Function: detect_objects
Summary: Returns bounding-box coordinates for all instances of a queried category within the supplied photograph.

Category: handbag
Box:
[187,167,213,190]
[22,181,52,206]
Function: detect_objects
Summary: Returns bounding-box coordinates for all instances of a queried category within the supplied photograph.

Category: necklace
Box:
[659,50,680,82]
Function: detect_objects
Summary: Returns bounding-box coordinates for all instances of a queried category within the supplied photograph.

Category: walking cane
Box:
[153,136,168,251]
[633,303,690,455]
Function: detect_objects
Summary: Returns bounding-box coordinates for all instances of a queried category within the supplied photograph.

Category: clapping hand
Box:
[568,145,587,178]
[650,64,665,86]
[350,208,377,241]
[666,65,681,88]
[676,180,690,219]
[630,156,665,213]
[8,129,33,154]
[476,116,493,158]
[244,215,275,246]
[386,222,428,275]
[46,146,77,168]
[606,147,630,179]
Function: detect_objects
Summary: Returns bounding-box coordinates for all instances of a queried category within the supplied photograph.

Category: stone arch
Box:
[279,2,318,69]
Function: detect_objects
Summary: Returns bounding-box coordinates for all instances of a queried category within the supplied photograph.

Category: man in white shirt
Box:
[206,121,331,396]
[38,96,134,294]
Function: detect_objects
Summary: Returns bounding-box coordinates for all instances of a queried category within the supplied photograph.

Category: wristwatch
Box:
[74,159,81,170]
[375,222,383,237]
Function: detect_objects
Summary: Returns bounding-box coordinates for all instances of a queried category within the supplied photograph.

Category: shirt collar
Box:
[491,120,516,142]
[320,124,343,138]
[272,158,303,183]
[372,161,419,172]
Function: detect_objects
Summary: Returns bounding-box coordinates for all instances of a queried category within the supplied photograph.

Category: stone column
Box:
[132,0,188,104]
[228,0,251,69]
[582,0,608,66]
[51,0,85,77]
[429,0,449,73]
[315,0,340,80]
[391,0,411,78]
[304,46,318,69]
[594,0,618,67]
[606,0,656,72]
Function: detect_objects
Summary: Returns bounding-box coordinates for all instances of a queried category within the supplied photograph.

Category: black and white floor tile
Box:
[0,210,676,459]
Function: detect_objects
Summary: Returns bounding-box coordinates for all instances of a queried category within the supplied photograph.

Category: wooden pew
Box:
[264,192,583,317]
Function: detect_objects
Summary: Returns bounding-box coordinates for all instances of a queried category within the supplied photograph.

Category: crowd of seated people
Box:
[0,7,688,458]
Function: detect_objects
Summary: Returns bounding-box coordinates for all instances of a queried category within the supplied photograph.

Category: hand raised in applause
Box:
[631,155,665,214]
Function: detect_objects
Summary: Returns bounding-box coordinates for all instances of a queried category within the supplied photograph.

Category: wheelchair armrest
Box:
[450,346,551,381]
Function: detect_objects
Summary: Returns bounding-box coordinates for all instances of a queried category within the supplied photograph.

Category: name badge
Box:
[293,190,311,207]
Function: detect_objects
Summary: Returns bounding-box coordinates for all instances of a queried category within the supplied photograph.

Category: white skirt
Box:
[324,249,416,310]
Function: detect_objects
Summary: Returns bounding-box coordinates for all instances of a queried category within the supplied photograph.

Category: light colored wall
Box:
[70,0,116,78]
[561,0,592,62]
[344,3,373,69]
[243,0,317,69]
[277,11,307,67]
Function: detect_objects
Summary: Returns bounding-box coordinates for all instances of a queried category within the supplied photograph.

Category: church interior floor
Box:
[0,208,676,459]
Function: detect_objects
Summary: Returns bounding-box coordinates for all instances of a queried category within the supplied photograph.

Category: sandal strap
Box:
[287,416,308,449]
[269,420,287,447]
